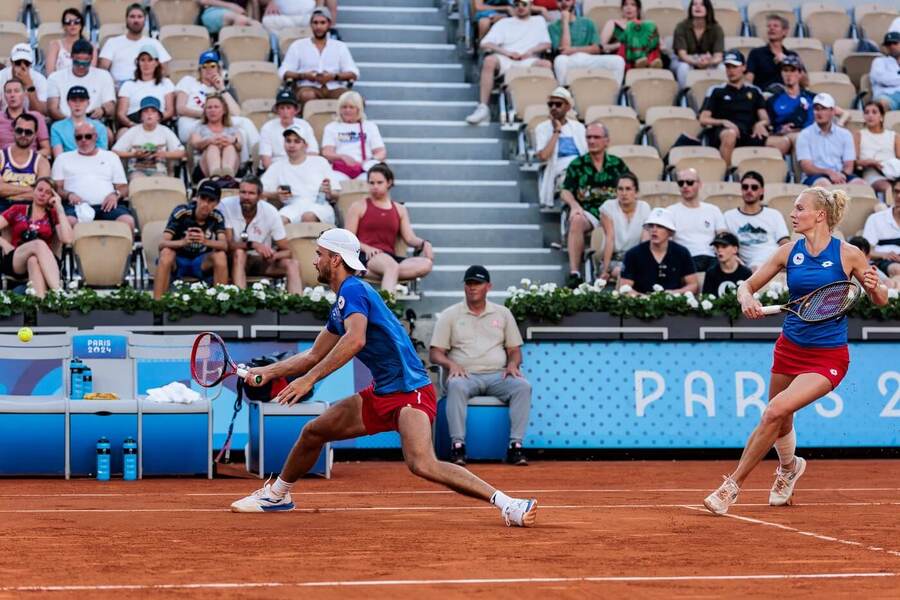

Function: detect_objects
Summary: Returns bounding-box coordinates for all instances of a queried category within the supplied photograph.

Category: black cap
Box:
[275,89,298,107]
[66,85,90,101]
[72,39,93,57]
[196,180,221,202]
[723,49,745,66]
[711,232,740,247]
[885,31,900,45]
[463,265,490,283]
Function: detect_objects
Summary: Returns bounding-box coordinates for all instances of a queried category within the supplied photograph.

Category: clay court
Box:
[2,460,899,599]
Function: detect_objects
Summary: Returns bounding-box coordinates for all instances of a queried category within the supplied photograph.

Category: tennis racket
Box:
[760,280,863,322]
[190,331,263,387]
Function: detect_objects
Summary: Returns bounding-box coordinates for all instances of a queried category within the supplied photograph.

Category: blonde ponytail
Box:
[803,187,848,231]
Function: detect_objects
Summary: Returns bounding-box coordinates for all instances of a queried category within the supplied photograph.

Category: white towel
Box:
[146,381,201,404]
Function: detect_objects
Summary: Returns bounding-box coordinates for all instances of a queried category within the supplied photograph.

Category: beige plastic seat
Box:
[159,25,211,63]
[731,146,788,184]
[747,1,796,37]
[800,2,851,47]
[91,0,134,27]
[840,109,865,134]
[242,98,276,130]
[827,185,878,237]
[646,106,701,157]
[141,220,167,283]
[784,37,827,73]
[278,26,312,58]
[624,68,678,121]
[807,72,856,109]
[167,60,198,86]
[150,0,201,28]
[609,145,664,181]
[723,36,764,59]
[0,2,21,22]
[701,182,743,211]
[228,61,281,103]
[362,237,417,292]
[584,105,641,146]
[642,0,684,39]
[98,24,127,50]
[505,66,557,121]
[284,222,334,287]
[73,221,134,287]
[522,104,549,149]
[0,21,27,60]
[684,68,726,111]
[832,38,881,91]
[219,24,271,63]
[30,0,71,25]
[569,69,620,118]
[764,183,806,222]
[668,146,727,182]
[130,176,188,229]
[303,99,339,145]
[585,0,620,38]
[640,180,681,208]
[712,0,744,36]
[36,23,64,60]
[854,4,899,47]
[885,111,900,136]
[335,179,369,223]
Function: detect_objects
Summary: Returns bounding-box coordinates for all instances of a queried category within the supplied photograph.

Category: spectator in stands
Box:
[549,0,624,86]
[198,0,260,34]
[534,87,585,209]
[0,80,50,157]
[699,50,769,166]
[112,97,185,180]
[599,0,663,71]
[279,8,359,105]
[50,86,110,158]
[259,90,318,170]
[871,31,900,113]
[473,0,514,41]
[0,178,73,298]
[560,122,629,287]
[344,163,434,292]
[189,95,243,178]
[598,172,650,282]
[47,40,116,123]
[702,232,752,297]
[260,0,319,32]
[796,93,865,187]
[854,101,900,199]
[44,8,97,76]
[0,114,51,212]
[466,0,552,125]
[671,0,725,88]
[667,167,726,271]
[429,265,532,467]
[723,171,789,270]
[862,181,900,279]
[154,180,229,299]
[116,46,177,137]
[53,122,132,228]
[745,14,797,91]
[321,91,386,181]
[849,235,900,290]
[222,176,302,294]
[260,125,339,224]
[764,55,814,156]
[0,44,48,116]
[619,207,699,294]
[99,4,172,86]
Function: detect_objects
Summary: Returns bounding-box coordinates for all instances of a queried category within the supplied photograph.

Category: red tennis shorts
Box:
[359,383,437,435]
[771,334,849,389]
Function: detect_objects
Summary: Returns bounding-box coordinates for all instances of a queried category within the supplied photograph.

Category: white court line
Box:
[680,505,900,558]
[2,572,897,593]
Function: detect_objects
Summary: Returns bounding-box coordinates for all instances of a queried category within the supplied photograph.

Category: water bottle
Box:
[82,367,93,396]
[70,360,84,399]
[96,437,111,481]
[123,437,138,481]
[315,191,328,205]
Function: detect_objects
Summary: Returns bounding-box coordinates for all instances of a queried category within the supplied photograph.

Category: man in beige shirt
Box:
[430,265,532,467]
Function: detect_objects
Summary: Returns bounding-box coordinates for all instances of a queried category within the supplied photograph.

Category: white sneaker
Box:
[230,483,295,513]
[703,476,740,516]
[502,498,538,527]
[769,456,807,506]
[465,103,490,124]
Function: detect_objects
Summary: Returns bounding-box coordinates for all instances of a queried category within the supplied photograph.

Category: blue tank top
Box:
[783,237,848,348]
[325,276,430,395]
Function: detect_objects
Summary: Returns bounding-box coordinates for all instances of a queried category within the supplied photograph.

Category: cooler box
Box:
[247,400,332,478]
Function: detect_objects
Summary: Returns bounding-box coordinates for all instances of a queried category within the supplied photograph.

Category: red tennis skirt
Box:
[771,334,849,389]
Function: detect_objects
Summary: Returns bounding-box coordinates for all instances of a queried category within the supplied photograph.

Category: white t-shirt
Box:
[863,208,900,256]
[175,76,215,140]
[112,123,183,174]
[481,15,551,55]
[47,67,116,117]
[599,200,651,255]
[259,117,318,159]
[0,67,49,108]
[724,207,790,268]
[99,35,172,83]
[666,201,726,258]
[260,155,340,223]
[220,196,286,249]
[275,0,315,15]
[51,149,127,206]
[321,120,384,164]
[118,77,175,115]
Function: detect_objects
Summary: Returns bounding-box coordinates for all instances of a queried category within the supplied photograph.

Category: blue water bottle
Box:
[96,437,111,481]
[70,360,84,399]
[82,367,93,396]
[123,437,137,481]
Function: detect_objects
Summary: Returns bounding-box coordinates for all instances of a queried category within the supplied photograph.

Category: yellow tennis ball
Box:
[18,327,33,343]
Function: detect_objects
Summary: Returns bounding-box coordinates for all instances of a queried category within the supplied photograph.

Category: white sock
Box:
[270,477,295,499]
[490,490,512,511]
[774,429,797,469]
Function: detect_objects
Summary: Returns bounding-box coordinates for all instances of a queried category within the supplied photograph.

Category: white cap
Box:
[644,207,676,232]
[10,43,33,64]
[812,92,835,109]
[317,228,366,272]
[548,86,573,105]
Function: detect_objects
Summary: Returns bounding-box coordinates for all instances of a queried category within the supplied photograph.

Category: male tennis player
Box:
[703,187,888,515]
[231,228,538,526]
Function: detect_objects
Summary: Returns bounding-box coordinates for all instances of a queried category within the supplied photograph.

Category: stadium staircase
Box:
[342,0,566,315]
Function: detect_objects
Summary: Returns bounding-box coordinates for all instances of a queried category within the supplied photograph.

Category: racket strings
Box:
[798,283,861,321]
[193,335,227,386]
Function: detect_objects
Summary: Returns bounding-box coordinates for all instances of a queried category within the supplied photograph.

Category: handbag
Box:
[331,122,366,178]
[881,158,900,180]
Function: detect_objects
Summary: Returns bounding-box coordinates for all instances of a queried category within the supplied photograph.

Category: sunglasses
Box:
[547,101,564,108]
[676,179,697,186]
[13,60,30,67]
[14,127,35,136]
[73,59,91,67]
[64,19,82,26]
[741,183,761,191]
[75,133,94,141]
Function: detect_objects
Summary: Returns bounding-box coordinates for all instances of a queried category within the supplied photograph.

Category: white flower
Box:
[313,285,325,295]
[252,282,265,291]
[753,292,761,299]
[216,292,230,301]
[701,299,713,311]
[506,285,518,294]
[618,284,633,294]
[888,288,899,300]
[172,279,183,287]
[310,292,323,302]
[205,288,217,296]
[225,284,239,292]
[67,280,79,290]
[769,280,784,294]
[181,294,190,301]
[25,287,36,296]
[684,290,695,299]
[573,288,584,295]
[259,278,271,286]
[325,291,336,303]
[520,278,532,286]
[652,284,664,292]
[611,290,620,297]
[540,282,557,292]
[191,282,206,291]
[1,295,10,304]
[255,291,267,301]
[687,297,699,309]
[766,289,780,299]
[593,278,607,289]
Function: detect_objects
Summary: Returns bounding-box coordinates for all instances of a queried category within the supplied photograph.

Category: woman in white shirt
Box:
[853,101,900,199]
[116,46,175,139]
[598,172,651,281]
[321,91,386,181]
[45,8,97,75]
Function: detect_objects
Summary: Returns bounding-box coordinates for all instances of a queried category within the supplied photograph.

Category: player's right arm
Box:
[248,328,340,384]
[737,243,791,318]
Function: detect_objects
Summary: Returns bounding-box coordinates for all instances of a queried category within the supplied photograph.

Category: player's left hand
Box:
[504,364,524,379]
[275,376,313,406]
[862,265,880,292]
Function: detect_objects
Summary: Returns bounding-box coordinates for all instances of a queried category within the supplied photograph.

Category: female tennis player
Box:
[703,187,889,515]
[230,228,538,527]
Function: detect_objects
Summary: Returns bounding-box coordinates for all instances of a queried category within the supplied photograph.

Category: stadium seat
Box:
[73,221,134,287]
[242,98,276,130]
[505,66,557,122]
[90,0,133,27]
[335,179,369,223]
[569,69,620,118]
[645,106,701,157]
[609,145,664,181]
[747,0,796,37]
[683,68,727,112]
[98,23,126,50]
[764,183,807,221]
[277,26,312,58]
[584,226,606,282]
[585,106,640,148]
[36,22,64,61]
[0,2,21,23]
[284,222,334,287]
[623,68,678,121]
[832,39,881,91]
[700,181,743,211]
[167,60,197,86]
[159,25,211,63]
[0,21,28,61]
[712,0,744,37]
[840,109,865,134]
[228,61,281,103]
[140,220,167,284]
[668,146,727,182]
[800,2,851,47]
[885,111,900,136]
[731,146,788,184]
[642,0,684,39]
[854,4,899,48]
[859,73,872,102]
[723,36,764,59]
[784,37,827,73]
[219,24,271,63]
[807,71,856,109]
[149,0,201,28]
[640,180,681,208]
[585,0,620,39]
[829,184,879,237]
[129,176,188,229]
[29,0,71,25]
[302,99,339,145]
[522,104,549,151]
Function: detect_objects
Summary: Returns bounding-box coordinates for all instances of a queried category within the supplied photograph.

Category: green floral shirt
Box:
[561,152,629,219]
[548,17,601,50]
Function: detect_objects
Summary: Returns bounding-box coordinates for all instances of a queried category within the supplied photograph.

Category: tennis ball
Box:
[18,327,33,343]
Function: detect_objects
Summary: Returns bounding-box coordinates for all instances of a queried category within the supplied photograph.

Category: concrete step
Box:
[390,159,520,180]
[426,264,564,289]
[339,23,447,44]
[339,7,446,27]
[375,119,503,138]
[386,138,505,160]
[346,42,457,63]
[354,81,476,102]
[366,100,478,121]
[409,224,543,247]
[394,180,521,203]
[358,62,466,82]
[429,247,564,265]
[405,202,540,224]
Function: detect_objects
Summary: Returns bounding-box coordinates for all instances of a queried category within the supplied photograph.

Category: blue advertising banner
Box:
[72,334,128,359]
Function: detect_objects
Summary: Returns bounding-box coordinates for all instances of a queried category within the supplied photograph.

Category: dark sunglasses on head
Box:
[14,127,35,136]
[547,101,564,108]
[676,179,697,186]
[64,18,82,25]
[741,183,761,191]
[75,133,94,141]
